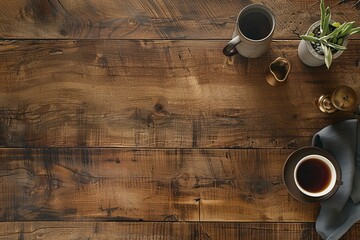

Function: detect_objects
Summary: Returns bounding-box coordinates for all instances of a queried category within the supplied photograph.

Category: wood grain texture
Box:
[0,0,360,39]
[2,1,360,239]
[1,40,359,148]
[0,148,318,222]
[1,222,360,240]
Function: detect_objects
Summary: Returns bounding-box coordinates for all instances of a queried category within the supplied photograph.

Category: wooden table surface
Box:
[1,0,360,239]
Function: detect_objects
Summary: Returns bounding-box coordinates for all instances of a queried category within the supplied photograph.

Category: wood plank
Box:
[0,0,360,39]
[1,222,360,239]
[200,222,360,240]
[1,40,359,148]
[0,148,318,221]
[0,222,200,240]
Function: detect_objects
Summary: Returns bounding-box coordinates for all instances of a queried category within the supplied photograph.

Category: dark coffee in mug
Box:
[296,158,331,193]
[223,4,275,58]
[239,11,272,40]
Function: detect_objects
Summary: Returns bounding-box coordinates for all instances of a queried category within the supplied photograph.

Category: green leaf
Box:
[321,8,331,36]
[323,41,347,51]
[329,22,347,42]
[300,35,319,42]
[320,0,326,33]
[332,22,341,28]
[337,38,344,45]
[322,43,332,69]
[349,27,360,35]
[338,22,355,38]
[320,24,343,41]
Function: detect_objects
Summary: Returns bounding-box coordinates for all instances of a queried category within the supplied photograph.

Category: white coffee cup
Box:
[294,154,337,197]
[223,4,275,58]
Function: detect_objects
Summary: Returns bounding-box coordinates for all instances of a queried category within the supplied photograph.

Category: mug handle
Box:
[223,36,241,56]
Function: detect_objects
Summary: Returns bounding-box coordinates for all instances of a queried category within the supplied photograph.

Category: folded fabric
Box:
[312,119,360,240]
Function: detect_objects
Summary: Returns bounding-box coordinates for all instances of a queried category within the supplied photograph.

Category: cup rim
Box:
[236,4,275,43]
[293,154,337,197]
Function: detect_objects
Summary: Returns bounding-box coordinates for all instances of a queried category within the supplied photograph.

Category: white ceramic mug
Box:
[223,4,275,58]
[294,154,337,197]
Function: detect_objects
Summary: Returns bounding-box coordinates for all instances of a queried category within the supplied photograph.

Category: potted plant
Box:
[298,0,360,69]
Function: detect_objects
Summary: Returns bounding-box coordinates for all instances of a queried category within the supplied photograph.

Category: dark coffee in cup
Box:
[294,154,336,197]
[223,4,275,58]
[239,11,272,40]
[296,158,331,193]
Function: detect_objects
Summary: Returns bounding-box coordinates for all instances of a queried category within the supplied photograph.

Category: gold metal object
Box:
[317,85,357,113]
[266,57,291,86]
[317,94,337,113]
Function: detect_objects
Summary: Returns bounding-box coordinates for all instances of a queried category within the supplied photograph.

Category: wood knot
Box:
[98,56,109,67]
[59,29,68,36]
[100,206,118,217]
[63,208,78,215]
[49,178,61,190]
[153,103,163,112]
[49,48,63,55]
[72,171,91,185]
[249,178,272,199]
[128,17,138,25]
[163,214,178,222]
[240,193,255,203]
[170,178,181,197]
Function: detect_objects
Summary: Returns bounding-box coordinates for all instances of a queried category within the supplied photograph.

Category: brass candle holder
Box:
[266,57,291,86]
[317,85,357,113]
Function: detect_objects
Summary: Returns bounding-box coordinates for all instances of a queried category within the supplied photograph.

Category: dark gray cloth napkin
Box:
[312,119,360,240]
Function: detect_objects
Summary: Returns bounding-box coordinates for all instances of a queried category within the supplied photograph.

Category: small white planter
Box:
[298,20,348,67]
